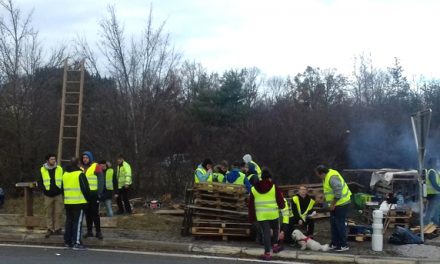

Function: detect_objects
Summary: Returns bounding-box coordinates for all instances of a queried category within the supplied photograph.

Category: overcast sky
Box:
[9,0,440,79]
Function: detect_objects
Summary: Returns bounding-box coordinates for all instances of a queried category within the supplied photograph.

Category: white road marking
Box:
[0,243,308,263]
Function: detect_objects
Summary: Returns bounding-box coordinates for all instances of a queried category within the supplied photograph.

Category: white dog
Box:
[291,229,329,252]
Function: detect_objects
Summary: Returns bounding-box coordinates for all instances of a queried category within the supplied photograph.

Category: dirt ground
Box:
[2,196,440,260]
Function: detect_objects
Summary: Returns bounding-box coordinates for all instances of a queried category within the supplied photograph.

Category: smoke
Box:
[348,120,419,169]
[348,117,440,169]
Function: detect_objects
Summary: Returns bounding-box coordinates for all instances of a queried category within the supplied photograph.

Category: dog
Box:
[291,229,329,251]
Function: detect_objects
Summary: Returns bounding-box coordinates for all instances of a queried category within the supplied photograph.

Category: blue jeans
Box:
[330,204,349,248]
[424,194,440,225]
[101,199,113,217]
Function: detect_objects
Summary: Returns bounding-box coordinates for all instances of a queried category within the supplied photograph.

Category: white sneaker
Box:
[335,246,349,252]
[329,244,337,250]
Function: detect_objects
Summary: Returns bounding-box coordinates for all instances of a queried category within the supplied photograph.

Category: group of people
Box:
[38,152,133,249]
[194,156,352,261]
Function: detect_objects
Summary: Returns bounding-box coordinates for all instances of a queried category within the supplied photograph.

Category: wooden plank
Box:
[187,205,248,215]
[0,214,24,226]
[191,226,250,236]
[153,209,184,215]
[25,216,45,228]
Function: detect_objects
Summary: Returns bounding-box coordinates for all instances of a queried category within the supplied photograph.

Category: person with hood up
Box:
[38,153,64,238]
[248,168,285,261]
[81,151,104,240]
[246,162,260,186]
[243,154,262,177]
[225,161,252,193]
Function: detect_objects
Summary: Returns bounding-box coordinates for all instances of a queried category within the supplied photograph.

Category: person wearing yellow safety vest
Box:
[225,161,252,193]
[98,160,117,217]
[38,153,64,238]
[243,154,262,177]
[115,154,133,215]
[248,168,285,261]
[278,198,292,247]
[81,151,104,240]
[194,158,214,183]
[315,165,351,252]
[246,162,260,186]
[424,158,440,226]
[62,157,90,250]
[212,165,225,183]
[290,186,316,237]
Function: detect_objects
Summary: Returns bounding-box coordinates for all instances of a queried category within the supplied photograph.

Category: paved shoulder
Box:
[0,244,309,264]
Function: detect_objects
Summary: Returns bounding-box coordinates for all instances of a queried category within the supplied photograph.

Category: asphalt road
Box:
[0,244,310,264]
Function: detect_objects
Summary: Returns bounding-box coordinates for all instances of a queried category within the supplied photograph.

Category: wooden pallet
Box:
[194,199,247,210]
[191,226,250,240]
[193,182,247,195]
[192,220,251,228]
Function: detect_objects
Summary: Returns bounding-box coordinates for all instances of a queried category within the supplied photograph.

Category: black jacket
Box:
[37,165,63,197]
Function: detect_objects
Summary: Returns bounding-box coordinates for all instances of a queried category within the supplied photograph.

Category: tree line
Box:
[1,0,439,197]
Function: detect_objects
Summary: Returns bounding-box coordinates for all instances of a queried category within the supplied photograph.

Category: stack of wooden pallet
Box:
[183,182,251,241]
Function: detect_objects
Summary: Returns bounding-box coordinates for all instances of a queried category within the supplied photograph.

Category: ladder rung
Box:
[67,70,81,73]
[60,159,71,162]
[65,103,79,106]
[66,92,80,94]
[66,81,81,84]
[64,114,78,117]
[63,126,77,128]
[62,137,76,140]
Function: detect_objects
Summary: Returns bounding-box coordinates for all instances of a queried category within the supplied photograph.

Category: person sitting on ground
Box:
[379,193,397,216]
[248,168,285,260]
[194,158,214,183]
[290,185,316,237]
[225,161,252,192]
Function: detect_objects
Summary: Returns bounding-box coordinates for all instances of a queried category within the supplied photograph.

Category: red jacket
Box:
[248,179,285,223]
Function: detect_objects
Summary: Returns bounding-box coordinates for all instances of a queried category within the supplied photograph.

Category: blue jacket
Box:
[225,168,252,192]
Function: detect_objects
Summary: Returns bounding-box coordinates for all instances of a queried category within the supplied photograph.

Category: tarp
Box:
[370,169,418,188]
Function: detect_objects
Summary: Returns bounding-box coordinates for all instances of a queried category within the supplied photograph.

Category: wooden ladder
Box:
[57,58,85,165]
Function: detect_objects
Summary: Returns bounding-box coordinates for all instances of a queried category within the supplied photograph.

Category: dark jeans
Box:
[85,197,101,234]
[64,205,85,245]
[289,216,315,236]
[330,204,349,248]
[117,187,132,214]
[259,219,279,253]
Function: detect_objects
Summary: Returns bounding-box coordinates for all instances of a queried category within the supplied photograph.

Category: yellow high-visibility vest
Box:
[105,168,114,191]
[194,166,212,183]
[212,172,224,183]
[426,169,440,195]
[82,163,98,191]
[117,161,132,187]
[292,195,315,221]
[250,161,262,178]
[252,185,279,221]
[232,172,246,185]
[281,198,292,224]
[323,169,351,206]
[40,166,63,190]
[62,171,87,205]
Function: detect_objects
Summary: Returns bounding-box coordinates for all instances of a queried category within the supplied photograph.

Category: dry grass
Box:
[0,195,45,215]
[117,209,181,232]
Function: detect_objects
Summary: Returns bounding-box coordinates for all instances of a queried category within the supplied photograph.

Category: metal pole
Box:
[418,112,425,242]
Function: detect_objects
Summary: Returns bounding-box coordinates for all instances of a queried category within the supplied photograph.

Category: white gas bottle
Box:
[372,209,383,251]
